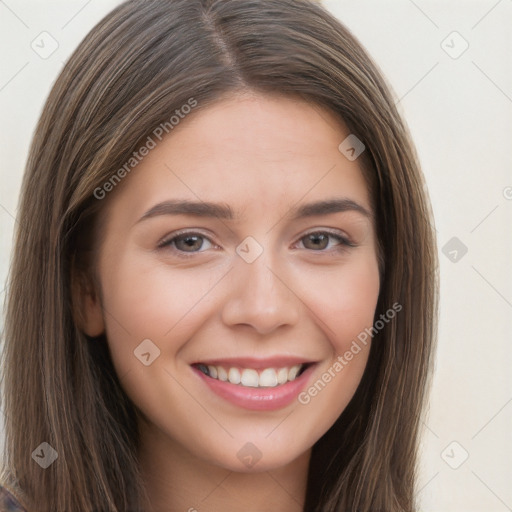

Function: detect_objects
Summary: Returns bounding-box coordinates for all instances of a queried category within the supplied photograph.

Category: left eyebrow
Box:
[290,198,372,221]
[135,197,372,224]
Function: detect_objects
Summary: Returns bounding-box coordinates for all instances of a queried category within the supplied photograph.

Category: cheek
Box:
[332,270,380,351]
[97,249,228,371]
[293,255,380,420]
[302,256,381,352]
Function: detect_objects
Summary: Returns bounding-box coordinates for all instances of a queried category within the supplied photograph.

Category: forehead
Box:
[102,93,372,225]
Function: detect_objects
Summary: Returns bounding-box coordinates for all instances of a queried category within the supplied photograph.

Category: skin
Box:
[81,92,380,511]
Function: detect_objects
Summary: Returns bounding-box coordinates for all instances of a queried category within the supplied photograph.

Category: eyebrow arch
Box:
[136,198,372,224]
[292,198,372,220]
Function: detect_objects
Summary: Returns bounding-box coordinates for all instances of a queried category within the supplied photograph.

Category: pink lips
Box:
[192,356,315,369]
[191,359,316,411]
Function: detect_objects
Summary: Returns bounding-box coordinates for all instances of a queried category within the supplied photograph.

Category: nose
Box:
[220,252,301,335]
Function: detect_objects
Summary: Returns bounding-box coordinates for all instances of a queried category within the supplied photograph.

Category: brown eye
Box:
[158,232,215,255]
[302,233,329,250]
[173,234,205,252]
[298,231,354,252]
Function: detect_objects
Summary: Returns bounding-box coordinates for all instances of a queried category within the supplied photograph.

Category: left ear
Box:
[71,268,105,337]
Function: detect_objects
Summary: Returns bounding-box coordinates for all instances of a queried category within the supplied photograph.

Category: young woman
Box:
[0,0,438,510]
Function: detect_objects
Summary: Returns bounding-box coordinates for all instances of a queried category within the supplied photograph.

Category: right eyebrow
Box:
[136,200,236,224]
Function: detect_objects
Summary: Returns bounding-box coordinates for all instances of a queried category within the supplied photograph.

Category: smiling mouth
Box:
[192,362,312,388]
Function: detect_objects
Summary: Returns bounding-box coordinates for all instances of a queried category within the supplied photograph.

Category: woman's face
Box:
[84,93,380,472]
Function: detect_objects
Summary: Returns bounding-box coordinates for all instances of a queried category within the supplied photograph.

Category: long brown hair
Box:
[0,0,438,510]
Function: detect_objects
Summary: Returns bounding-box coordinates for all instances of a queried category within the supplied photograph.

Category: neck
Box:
[138,420,311,512]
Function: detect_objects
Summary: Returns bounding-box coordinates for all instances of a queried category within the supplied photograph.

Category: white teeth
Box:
[240,369,259,387]
[277,367,288,385]
[259,368,278,387]
[217,366,228,381]
[228,367,241,384]
[198,363,308,387]
[288,364,301,381]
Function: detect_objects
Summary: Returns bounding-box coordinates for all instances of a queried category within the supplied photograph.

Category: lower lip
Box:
[191,364,316,411]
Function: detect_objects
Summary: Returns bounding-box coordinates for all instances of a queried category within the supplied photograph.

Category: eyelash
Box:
[157,229,356,259]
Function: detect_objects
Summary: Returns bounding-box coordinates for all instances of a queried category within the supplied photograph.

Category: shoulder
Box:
[0,484,27,512]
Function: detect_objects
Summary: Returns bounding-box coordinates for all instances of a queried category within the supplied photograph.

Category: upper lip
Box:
[191,356,316,369]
